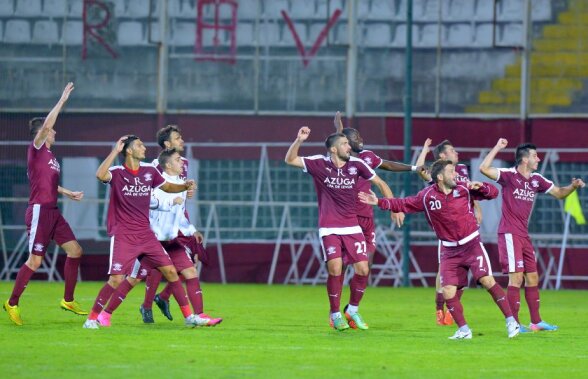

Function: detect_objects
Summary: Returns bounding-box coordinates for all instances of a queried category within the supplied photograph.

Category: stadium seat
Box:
[474,0,494,21]
[171,22,195,46]
[62,21,83,45]
[442,0,475,22]
[236,22,254,46]
[416,0,440,22]
[263,0,288,19]
[417,23,439,47]
[369,0,395,20]
[148,22,162,43]
[532,0,552,22]
[290,0,318,19]
[0,0,13,16]
[363,23,391,47]
[445,23,473,47]
[391,23,418,47]
[14,0,42,16]
[32,20,59,44]
[0,21,3,41]
[356,1,370,19]
[237,0,259,20]
[118,21,145,46]
[309,20,337,45]
[316,0,346,19]
[474,23,494,47]
[335,21,348,44]
[4,20,31,43]
[42,0,68,17]
[282,22,306,46]
[258,21,280,45]
[500,22,522,46]
[69,0,83,17]
[126,0,150,18]
[498,0,523,22]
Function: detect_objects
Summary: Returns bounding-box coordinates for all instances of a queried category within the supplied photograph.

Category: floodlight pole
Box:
[520,0,532,141]
[402,0,414,287]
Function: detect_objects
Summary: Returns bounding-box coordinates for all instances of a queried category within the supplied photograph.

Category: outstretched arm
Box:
[58,186,84,201]
[34,82,74,148]
[467,181,499,200]
[548,178,585,199]
[284,126,310,169]
[161,180,195,194]
[96,135,127,182]
[415,138,432,182]
[479,138,508,181]
[359,190,425,214]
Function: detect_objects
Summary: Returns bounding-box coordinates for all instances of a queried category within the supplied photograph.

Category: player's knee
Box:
[159,266,179,281]
[478,275,495,289]
[354,265,369,276]
[524,272,539,286]
[127,277,142,287]
[108,275,124,288]
[63,241,83,258]
[182,267,198,279]
[442,286,457,299]
[508,273,524,287]
[25,255,43,271]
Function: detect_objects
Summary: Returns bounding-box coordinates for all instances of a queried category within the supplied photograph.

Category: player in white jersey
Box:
[415,138,482,326]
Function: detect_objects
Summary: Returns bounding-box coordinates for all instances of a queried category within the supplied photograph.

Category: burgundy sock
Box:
[435,292,445,311]
[327,275,343,313]
[168,280,190,317]
[488,283,513,318]
[445,296,467,327]
[104,280,134,314]
[89,283,115,319]
[9,265,35,306]
[159,279,174,301]
[349,274,369,307]
[185,277,204,315]
[524,286,542,324]
[143,269,163,309]
[507,285,521,323]
[63,257,80,302]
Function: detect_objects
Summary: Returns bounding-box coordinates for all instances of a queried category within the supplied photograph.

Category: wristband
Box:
[411,165,417,172]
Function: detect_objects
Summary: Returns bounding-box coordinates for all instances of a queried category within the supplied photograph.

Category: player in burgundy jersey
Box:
[285,126,395,331]
[4,83,88,326]
[360,159,520,339]
[480,138,585,332]
[138,125,207,323]
[82,135,212,329]
[415,138,483,326]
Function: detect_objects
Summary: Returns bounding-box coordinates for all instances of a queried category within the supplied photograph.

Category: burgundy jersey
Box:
[356,150,383,218]
[152,157,189,180]
[495,168,554,237]
[27,141,60,207]
[302,155,375,233]
[105,163,166,235]
[454,164,470,183]
[377,182,498,243]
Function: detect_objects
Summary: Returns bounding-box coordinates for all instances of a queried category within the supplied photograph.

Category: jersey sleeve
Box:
[534,174,555,194]
[357,159,376,180]
[470,182,499,201]
[301,155,322,176]
[151,167,166,189]
[495,168,511,185]
[377,190,425,214]
[104,166,117,184]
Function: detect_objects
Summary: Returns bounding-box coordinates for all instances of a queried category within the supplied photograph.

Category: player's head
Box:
[29,117,55,144]
[158,148,183,176]
[431,159,457,189]
[515,143,539,171]
[121,135,145,160]
[341,128,363,153]
[433,140,458,164]
[325,133,351,162]
[156,125,184,152]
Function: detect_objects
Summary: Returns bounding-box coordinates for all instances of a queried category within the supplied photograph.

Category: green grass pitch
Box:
[1,282,586,379]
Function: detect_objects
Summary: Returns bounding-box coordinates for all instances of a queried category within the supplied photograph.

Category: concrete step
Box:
[465,104,550,114]
[491,78,583,92]
[478,90,572,106]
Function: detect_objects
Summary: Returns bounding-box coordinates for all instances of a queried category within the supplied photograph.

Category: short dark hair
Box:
[341,128,359,140]
[433,140,453,160]
[325,133,346,150]
[156,125,181,149]
[158,148,178,168]
[121,135,140,158]
[430,159,453,183]
[515,143,537,165]
[29,117,45,136]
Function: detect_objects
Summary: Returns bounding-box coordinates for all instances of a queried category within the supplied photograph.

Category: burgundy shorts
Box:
[25,205,76,256]
[357,215,376,254]
[497,233,537,274]
[439,237,493,287]
[130,235,200,279]
[320,233,369,266]
[108,232,172,276]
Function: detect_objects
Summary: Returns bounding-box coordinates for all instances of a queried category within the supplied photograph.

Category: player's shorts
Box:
[25,204,76,256]
[130,235,200,279]
[320,233,369,266]
[357,215,376,254]
[108,232,173,276]
[497,233,537,274]
[439,236,493,287]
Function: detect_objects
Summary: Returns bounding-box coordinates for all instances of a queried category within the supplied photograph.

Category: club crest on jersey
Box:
[140,268,148,277]
[531,180,539,188]
[363,157,372,166]
[348,166,358,175]
[144,173,153,182]
[461,168,468,175]
[112,263,123,272]
[33,243,44,252]
[326,246,337,255]
[517,260,524,268]
[453,189,460,197]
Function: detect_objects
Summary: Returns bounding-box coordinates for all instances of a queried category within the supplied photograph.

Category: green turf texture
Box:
[1,282,586,379]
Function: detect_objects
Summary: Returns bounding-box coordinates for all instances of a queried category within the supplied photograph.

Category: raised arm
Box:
[34,82,74,148]
[548,178,585,200]
[96,135,127,182]
[415,138,432,182]
[284,126,310,169]
[359,190,425,214]
[334,111,344,133]
[479,138,508,181]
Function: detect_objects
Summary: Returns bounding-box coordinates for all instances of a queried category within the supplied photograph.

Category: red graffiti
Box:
[282,8,342,67]
[195,0,238,64]
[82,0,118,60]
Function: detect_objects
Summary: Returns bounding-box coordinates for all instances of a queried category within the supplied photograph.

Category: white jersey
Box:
[149,171,196,241]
